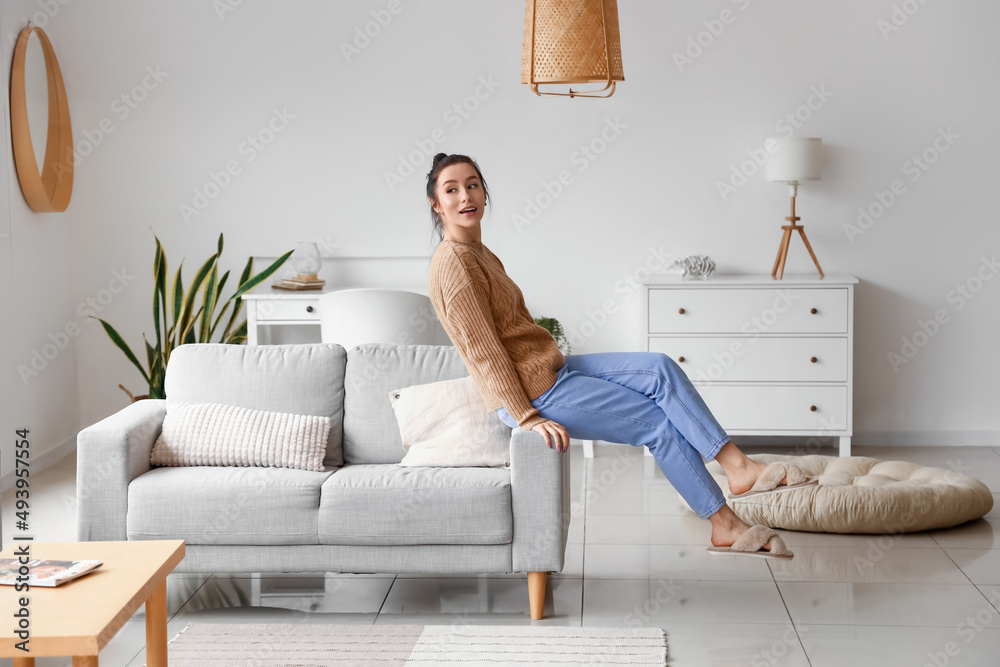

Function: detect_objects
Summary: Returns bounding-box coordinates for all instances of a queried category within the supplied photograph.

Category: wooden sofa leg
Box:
[528,571,546,620]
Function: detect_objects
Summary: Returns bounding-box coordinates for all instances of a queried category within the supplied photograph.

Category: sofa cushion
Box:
[150,402,331,472]
[164,343,347,468]
[391,376,512,468]
[317,464,512,546]
[343,344,469,464]
[127,466,333,545]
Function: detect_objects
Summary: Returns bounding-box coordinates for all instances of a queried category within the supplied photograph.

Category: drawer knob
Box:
[810,308,818,314]
[810,356,818,363]
[810,405,817,412]
[306,306,314,313]
[678,308,686,315]
[677,356,685,363]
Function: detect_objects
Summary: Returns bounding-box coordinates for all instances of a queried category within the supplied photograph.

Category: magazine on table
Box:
[0,558,102,587]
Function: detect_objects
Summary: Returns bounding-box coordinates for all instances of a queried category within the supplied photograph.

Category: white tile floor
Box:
[2,442,1000,666]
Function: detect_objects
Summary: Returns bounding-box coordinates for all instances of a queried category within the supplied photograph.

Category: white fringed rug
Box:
[157,622,667,666]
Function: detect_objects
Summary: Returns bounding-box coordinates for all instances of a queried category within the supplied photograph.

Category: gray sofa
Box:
[77,342,570,619]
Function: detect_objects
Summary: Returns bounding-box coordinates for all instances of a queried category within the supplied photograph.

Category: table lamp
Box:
[765,137,824,280]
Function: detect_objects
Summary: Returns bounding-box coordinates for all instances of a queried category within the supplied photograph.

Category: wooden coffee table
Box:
[0,540,185,666]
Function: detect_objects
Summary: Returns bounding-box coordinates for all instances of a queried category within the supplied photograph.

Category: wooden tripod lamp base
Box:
[772,187,824,280]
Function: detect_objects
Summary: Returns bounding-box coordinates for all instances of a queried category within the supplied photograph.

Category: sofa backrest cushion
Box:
[343,343,469,464]
[164,343,347,468]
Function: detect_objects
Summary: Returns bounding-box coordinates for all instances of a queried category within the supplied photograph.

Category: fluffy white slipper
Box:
[706,525,794,559]
[727,462,818,500]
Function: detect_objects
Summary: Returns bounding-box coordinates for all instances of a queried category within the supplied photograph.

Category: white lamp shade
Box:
[765,138,823,182]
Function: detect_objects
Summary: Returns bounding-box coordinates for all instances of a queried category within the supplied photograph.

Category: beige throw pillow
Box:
[150,402,330,472]
[390,375,512,467]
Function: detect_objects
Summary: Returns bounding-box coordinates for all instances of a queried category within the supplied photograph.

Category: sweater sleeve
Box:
[444,279,549,431]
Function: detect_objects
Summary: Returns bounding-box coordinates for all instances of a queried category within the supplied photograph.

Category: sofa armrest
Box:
[77,399,166,541]
[509,426,571,573]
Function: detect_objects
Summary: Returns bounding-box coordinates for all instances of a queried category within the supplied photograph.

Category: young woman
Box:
[425,153,814,558]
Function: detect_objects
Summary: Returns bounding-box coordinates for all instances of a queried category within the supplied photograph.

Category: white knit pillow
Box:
[390,375,511,467]
[150,403,330,472]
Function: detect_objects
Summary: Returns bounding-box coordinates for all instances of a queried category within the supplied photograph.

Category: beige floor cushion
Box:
[690,453,994,533]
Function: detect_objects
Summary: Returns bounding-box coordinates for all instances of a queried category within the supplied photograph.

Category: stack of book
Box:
[272,275,326,291]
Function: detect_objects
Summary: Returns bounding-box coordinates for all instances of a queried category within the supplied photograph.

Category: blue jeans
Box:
[494,352,729,519]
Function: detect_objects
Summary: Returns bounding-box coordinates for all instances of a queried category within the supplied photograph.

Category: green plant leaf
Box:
[179,305,205,346]
[143,333,156,371]
[227,249,294,302]
[221,257,254,342]
[226,319,248,344]
[149,347,164,399]
[170,261,185,339]
[92,317,150,386]
[199,264,219,342]
[153,239,163,351]
[210,300,232,340]
[157,242,168,347]
[176,254,217,346]
[215,269,230,306]
[143,333,167,399]
[209,269,231,341]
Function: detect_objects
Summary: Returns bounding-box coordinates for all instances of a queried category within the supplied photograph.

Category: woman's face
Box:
[431,162,486,239]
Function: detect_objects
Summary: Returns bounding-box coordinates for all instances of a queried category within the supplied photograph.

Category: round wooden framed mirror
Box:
[10,25,73,212]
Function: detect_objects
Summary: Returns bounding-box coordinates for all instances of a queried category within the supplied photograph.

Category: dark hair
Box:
[426,153,490,242]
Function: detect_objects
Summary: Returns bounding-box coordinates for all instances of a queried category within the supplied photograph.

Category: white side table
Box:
[638,274,857,457]
[241,286,337,345]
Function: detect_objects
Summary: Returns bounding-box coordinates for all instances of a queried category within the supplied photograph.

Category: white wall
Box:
[0,2,81,489]
[2,0,998,480]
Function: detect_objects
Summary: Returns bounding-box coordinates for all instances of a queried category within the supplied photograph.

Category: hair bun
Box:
[431,152,448,168]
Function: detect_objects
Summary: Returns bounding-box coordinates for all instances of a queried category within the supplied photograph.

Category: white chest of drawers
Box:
[641,274,857,456]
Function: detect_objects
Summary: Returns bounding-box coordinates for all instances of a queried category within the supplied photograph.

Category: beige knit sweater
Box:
[428,239,565,430]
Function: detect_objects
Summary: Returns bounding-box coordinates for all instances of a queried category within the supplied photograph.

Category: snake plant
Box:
[94,229,293,402]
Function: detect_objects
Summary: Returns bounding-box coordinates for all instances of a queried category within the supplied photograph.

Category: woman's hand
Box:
[530,419,570,453]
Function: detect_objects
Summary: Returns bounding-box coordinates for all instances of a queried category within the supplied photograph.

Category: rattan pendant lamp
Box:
[521,0,624,98]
